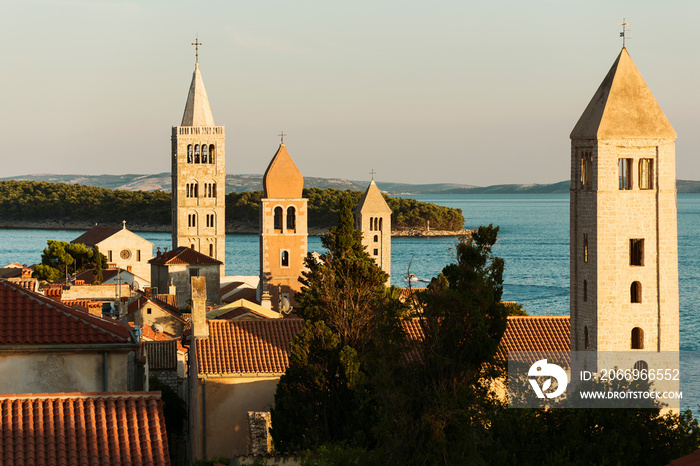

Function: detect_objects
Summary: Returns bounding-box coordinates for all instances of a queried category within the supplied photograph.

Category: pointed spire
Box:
[356,179,391,215]
[263,144,304,198]
[181,63,215,127]
[571,48,676,140]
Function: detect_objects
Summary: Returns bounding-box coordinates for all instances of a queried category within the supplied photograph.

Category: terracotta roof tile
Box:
[71,226,121,246]
[0,280,135,345]
[196,319,304,375]
[149,246,222,266]
[0,392,170,465]
[144,340,178,371]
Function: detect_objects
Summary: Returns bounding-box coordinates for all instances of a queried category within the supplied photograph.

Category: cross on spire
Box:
[618,18,630,48]
[279,131,287,144]
[369,169,376,180]
[192,35,202,64]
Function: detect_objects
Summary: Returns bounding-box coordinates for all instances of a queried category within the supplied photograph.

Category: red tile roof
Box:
[149,246,222,266]
[195,319,304,376]
[0,280,135,345]
[0,391,170,465]
[71,226,121,246]
[668,449,700,466]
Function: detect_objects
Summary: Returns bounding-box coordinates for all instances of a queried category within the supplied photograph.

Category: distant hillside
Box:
[3,174,700,195]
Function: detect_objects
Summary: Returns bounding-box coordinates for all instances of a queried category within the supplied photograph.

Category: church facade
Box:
[171,58,226,270]
[569,47,679,353]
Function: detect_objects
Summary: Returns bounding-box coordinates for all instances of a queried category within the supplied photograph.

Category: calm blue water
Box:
[2,193,699,409]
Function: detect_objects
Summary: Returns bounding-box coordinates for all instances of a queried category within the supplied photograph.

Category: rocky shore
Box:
[0,220,471,238]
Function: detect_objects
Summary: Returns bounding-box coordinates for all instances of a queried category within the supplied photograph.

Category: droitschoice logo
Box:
[528,359,568,399]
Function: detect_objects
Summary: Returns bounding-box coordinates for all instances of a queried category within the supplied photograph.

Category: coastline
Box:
[0,220,471,238]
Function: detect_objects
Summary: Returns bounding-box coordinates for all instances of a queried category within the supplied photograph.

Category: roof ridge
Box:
[0,391,162,400]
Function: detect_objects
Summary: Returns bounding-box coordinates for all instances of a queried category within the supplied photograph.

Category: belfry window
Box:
[369,217,374,231]
[584,326,589,350]
[202,145,208,163]
[209,145,215,164]
[631,281,642,303]
[580,152,592,189]
[639,159,653,190]
[187,145,193,163]
[194,145,200,163]
[630,239,644,266]
[631,327,644,349]
[583,280,587,302]
[619,158,632,189]
[287,207,296,232]
[379,218,383,231]
[583,233,588,263]
[209,244,214,257]
[213,183,217,198]
[374,235,378,242]
[274,207,283,231]
[281,250,289,267]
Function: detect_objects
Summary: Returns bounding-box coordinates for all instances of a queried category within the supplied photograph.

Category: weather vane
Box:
[619,18,630,48]
[369,169,376,181]
[192,35,202,63]
[279,131,287,143]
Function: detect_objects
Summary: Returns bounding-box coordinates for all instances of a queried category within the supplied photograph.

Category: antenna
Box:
[619,18,631,48]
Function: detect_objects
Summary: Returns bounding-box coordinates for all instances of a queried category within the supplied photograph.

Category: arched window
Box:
[186,184,190,198]
[287,206,296,232]
[583,280,587,302]
[209,244,214,257]
[191,244,195,250]
[194,184,199,198]
[202,145,208,163]
[212,183,217,198]
[584,326,589,350]
[634,360,648,372]
[583,233,588,263]
[379,218,383,231]
[187,145,193,163]
[631,281,642,303]
[374,218,379,230]
[209,144,215,164]
[194,145,200,163]
[374,235,378,242]
[369,217,373,231]
[281,250,289,267]
[274,207,283,231]
[631,327,644,349]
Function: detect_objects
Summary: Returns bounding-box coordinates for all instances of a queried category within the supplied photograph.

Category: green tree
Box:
[33,240,108,282]
[374,224,509,464]
[271,198,406,452]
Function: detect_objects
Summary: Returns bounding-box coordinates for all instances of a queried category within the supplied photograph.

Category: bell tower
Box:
[355,175,392,283]
[171,41,226,271]
[570,47,678,353]
[259,141,307,312]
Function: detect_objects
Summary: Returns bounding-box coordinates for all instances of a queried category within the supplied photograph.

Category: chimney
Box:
[21,268,32,279]
[144,287,154,298]
[191,276,209,338]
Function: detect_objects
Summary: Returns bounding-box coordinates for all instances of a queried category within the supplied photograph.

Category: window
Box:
[583,233,588,263]
[369,217,374,231]
[630,239,644,266]
[583,280,587,302]
[373,249,379,256]
[209,244,214,257]
[634,360,648,372]
[631,327,644,349]
[379,218,383,231]
[584,326,589,350]
[147,307,152,315]
[213,183,217,198]
[639,159,653,190]
[189,267,199,277]
[281,250,289,267]
[137,250,141,262]
[274,207,283,231]
[287,207,296,232]
[202,145,208,163]
[580,152,592,189]
[374,218,379,230]
[205,214,214,228]
[188,213,197,228]
[194,145,200,163]
[187,145,193,163]
[209,144,215,164]
[194,184,199,198]
[374,235,378,242]
[190,244,195,249]
[619,158,632,189]
[108,250,113,262]
[631,281,642,303]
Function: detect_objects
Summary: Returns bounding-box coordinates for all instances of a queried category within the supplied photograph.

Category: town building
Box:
[171,51,226,271]
[355,177,392,282]
[569,47,679,353]
[72,223,153,282]
[259,142,308,312]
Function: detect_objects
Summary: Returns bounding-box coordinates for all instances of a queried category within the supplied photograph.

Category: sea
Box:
[2,193,699,409]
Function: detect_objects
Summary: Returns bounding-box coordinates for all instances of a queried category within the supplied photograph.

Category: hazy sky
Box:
[2,1,698,186]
